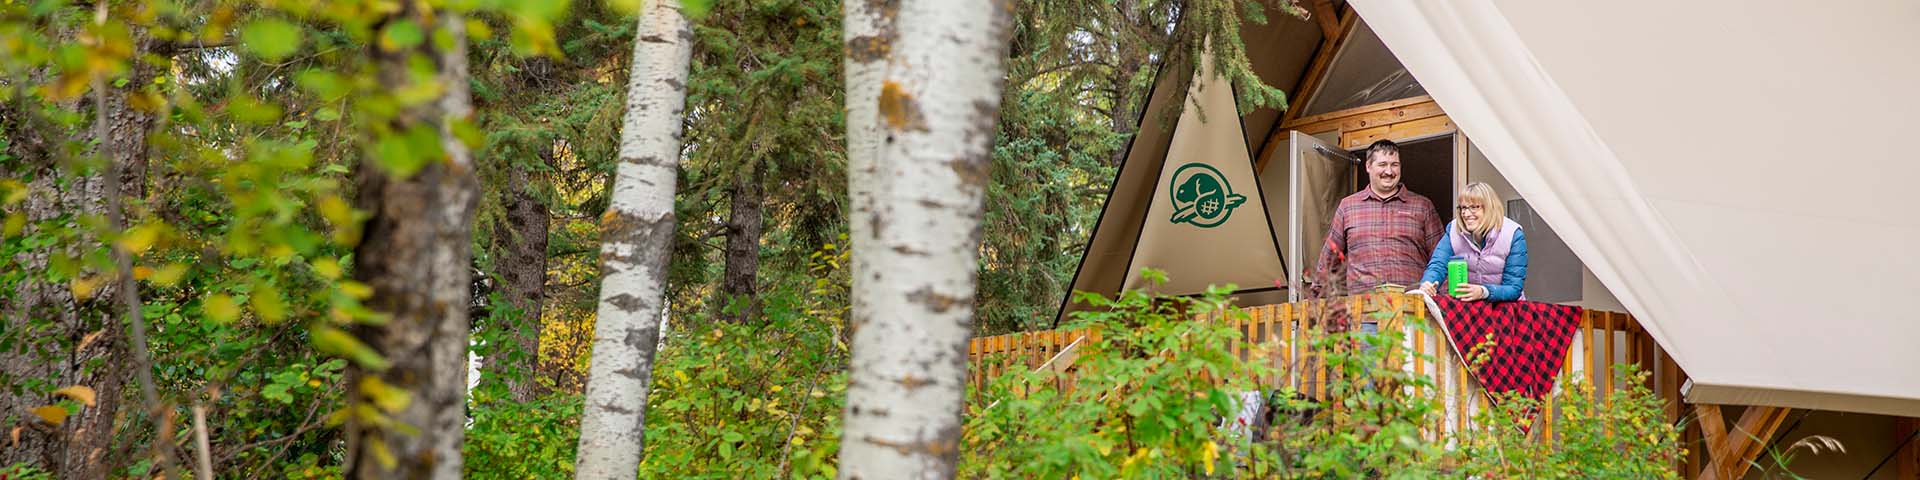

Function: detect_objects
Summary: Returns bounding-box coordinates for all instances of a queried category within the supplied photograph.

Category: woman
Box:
[1419,183,1527,302]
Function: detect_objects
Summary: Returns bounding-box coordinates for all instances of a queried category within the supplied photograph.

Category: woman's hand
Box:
[1418,281,1439,297]
[1458,283,1490,301]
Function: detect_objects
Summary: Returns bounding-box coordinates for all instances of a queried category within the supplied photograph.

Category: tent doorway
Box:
[1354,135,1454,222]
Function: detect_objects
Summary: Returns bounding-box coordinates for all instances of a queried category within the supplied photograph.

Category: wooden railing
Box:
[967,293,1700,472]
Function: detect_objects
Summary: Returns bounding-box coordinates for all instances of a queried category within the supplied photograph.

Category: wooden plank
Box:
[1339,114,1455,149]
[1283,98,1444,135]
[1308,0,1341,38]
[1284,94,1437,131]
[1603,312,1615,405]
[1696,404,1728,462]
[1582,313,1595,392]
[1898,417,1919,480]
[1453,131,1470,203]
[1701,406,1790,480]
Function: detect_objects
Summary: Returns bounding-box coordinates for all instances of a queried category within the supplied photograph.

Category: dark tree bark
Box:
[486,151,552,402]
[0,30,155,479]
[342,7,479,479]
[718,165,763,323]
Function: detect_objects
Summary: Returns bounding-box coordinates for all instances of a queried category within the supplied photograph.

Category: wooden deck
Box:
[967,293,1706,475]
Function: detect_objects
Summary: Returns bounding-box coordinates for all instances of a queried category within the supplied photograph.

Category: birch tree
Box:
[573,0,694,477]
[342,7,480,479]
[843,0,893,283]
[837,0,1015,477]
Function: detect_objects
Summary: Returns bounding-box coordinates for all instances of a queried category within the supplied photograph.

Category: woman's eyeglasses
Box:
[1456,205,1484,213]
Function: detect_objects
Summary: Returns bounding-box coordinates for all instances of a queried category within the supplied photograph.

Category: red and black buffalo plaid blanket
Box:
[1429,296,1582,426]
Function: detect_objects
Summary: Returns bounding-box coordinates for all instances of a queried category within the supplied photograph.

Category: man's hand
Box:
[1418,281,1438,297]
[1458,283,1490,302]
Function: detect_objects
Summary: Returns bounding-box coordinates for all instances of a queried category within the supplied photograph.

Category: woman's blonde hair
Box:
[1456,182,1505,239]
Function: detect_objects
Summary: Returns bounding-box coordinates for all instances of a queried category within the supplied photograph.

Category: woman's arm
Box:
[1421,228,1454,285]
[1486,229,1529,301]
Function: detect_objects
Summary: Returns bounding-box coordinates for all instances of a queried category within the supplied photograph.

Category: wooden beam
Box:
[1697,404,1728,458]
[1337,114,1454,149]
[1277,9,1357,128]
[1283,94,1436,131]
[1694,405,1791,480]
[1308,0,1341,39]
[1898,417,1919,480]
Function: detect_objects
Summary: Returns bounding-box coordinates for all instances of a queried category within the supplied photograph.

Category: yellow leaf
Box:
[368,436,398,469]
[53,385,97,407]
[116,222,165,255]
[1202,441,1219,475]
[673,370,689,384]
[149,263,189,287]
[70,275,107,301]
[2,212,25,237]
[312,257,342,279]
[359,377,412,413]
[250,282,287,323]
[204,294,240,323]
[132,266,155,280]
[339,281,373,299]
[32,405,67,426]
[769,385,783,393]
[318,195,354,226]
[75,330,105,352]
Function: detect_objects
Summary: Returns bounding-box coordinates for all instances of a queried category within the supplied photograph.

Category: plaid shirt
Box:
[1311,186,1444,295]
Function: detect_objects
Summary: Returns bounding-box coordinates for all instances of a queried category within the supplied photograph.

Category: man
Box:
[1309,139,1445,300]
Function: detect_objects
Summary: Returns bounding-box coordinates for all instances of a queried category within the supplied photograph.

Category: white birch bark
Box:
[572,1,693,478]
[836,0,1014,478]
[844,0,894,288]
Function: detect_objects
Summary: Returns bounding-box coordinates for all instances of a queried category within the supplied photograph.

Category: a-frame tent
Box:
[1057,13,1324,324]
[1055,2,1920,476]
[1065,0,1920,419]
[1351,0,1920,418]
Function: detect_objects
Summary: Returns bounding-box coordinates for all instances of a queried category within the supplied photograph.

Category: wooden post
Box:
[1897,417,1919,480]
[1694,404,1791,480]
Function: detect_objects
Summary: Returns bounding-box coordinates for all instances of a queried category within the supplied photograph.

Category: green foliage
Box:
[1,462,53,480]
[464,394,586,479]
[964,277,1273,478]
[964,279,1683,478]
[636,241,851,478]
[1457,367,1682,479]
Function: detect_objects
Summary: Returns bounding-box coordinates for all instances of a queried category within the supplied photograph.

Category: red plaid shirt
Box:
[1311,186,1444,294]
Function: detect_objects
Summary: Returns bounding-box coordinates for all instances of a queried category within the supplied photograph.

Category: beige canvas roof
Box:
[1353,0,1920,416]
[1057,13,1322,323]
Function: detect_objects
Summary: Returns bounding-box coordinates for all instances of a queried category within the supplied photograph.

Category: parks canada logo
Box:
[1168,163,1246,228]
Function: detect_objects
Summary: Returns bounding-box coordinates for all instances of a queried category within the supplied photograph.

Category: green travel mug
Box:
[1446,256,1468,297]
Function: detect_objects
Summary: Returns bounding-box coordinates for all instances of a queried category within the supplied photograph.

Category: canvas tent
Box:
[1351,0,1920,418]
[1066,0,1920,420]
[1067,54,1290,311]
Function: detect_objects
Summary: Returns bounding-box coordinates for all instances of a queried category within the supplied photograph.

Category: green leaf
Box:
[379,20,424,52]
[240,18,303,61]
[295,70,350,101]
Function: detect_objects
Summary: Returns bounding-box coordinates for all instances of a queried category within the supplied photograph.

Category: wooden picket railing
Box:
[967,292,1700,472]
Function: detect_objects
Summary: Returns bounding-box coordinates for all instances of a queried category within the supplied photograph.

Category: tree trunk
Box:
[718,165,762,323]
[843,0,894,317]
[486,152,551,403]
[0,28,154,478]
[836,0,1014,478]
[572,0,693,477]
[342,8,479,480]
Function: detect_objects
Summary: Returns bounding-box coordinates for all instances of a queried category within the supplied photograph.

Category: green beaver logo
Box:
[1168,163,1246,228]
